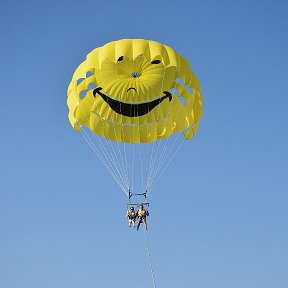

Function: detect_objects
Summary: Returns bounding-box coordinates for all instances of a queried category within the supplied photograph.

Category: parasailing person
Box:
[136,204,149,231]
[126,206,137,228]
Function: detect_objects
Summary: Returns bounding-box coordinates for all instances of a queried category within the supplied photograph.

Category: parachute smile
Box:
[93,87,172,117]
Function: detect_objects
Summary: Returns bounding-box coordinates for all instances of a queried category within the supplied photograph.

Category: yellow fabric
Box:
[128,211,136,218]
[67,39,203,143]
[138,209,146,217]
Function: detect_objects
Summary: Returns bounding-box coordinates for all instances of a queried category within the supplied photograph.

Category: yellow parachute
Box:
[67,39,202,195]
[67,39,202,143]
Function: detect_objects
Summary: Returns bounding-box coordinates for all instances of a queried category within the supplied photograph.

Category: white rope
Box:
[84,128,129,191]
[81,130,128,195]
[131,136,135,192]
[147,132,182,190]
[148,138,185,192]
[139,144,145,194]
[144,229,157,288]
[87,129,129,191]
[122,142,130,189]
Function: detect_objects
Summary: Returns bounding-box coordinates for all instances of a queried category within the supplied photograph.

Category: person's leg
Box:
[137,218,141,230]
[143,218,148,230]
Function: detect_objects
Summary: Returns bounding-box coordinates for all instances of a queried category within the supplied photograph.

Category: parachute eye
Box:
[151,59,161,64]
[117,56,124,61]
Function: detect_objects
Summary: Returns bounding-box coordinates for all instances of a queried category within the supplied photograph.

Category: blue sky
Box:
[1,1,288,287]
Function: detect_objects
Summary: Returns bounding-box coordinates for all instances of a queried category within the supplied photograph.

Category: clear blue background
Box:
[1,1,287,287]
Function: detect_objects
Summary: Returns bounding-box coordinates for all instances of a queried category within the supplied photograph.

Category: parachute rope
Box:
[81,129,128,195]
[139,144,145,195]
[144,229,157,288]
[149,138,185,192]
[147,135,185,192]
[82,127,129,192]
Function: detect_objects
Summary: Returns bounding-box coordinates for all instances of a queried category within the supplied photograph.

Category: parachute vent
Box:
[131,72,141,78]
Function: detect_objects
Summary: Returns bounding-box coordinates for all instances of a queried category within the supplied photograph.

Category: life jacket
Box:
[128,211,136,218]
[138,209,146,217]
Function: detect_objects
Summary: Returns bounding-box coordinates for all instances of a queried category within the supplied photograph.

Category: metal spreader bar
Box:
[128,189,147,200]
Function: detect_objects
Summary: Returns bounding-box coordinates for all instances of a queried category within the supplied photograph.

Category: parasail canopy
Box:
[67,39,202,143]
[67,39,203,195]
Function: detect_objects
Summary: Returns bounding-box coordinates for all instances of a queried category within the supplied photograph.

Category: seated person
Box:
[136,204,149,231]
[126,207,136,228]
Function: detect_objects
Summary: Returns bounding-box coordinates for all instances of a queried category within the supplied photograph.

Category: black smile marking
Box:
[127,87,137,92]
[93,87,172,117]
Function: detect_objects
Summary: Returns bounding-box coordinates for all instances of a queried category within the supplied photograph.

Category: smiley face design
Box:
[67,39,202,143]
